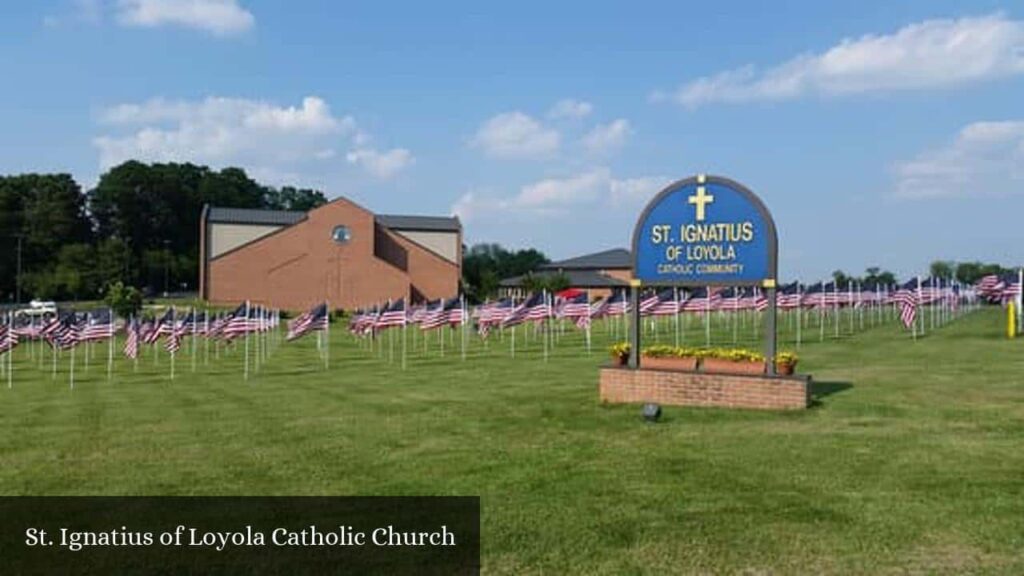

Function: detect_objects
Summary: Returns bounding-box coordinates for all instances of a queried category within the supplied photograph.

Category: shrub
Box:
[104,281,143,319]
[609,342,631,359]
[775,351,799,365]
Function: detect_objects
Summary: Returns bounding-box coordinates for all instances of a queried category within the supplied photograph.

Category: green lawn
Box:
[1,308,1023,574]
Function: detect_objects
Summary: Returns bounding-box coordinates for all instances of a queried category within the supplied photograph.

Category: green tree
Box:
[96,237,133,288]
[930,260,955,280]
[831,270,851,286]
[863,266,897,287]
[954,261,1011,285]
[462,243,550,302]
[104,281,143,318]
[0,174,92,301]
[263,186,327,211]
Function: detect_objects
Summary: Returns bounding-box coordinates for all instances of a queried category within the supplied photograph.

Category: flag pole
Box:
[107,308,114,383]
[191,306,197,373]
[704,287,711,348]
[460,295,467,362]
[170,308,176,382]
[204,309,210,366]
[673,288,680,348]
[244,300,250,381]
[70,342,75,390]
[543,291,549,364]
[325,302,330,370]
[586,294,593,355]
[1018,267,1023,335]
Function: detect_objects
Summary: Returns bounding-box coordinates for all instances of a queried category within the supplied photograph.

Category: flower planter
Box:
[612,355,628,367]
[641,356,699,371]
[701,357,766,375]
[775,361,797,375]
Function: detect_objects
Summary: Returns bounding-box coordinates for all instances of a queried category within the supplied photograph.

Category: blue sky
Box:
[2,1,1023,280]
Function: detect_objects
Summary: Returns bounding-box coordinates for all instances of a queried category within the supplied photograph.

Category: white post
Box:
[460,296,467,362]
[107,308,114,382]
[244,301,250,381]
[191,307,197,373]
[1018,268,1023,335]
[704,287,711,348]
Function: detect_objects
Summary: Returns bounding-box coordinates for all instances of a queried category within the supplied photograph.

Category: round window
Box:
[331,225,351,244]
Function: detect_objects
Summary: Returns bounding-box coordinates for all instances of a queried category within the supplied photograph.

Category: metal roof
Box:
[375,214,461,232]
[205,205,460,232]
[206,207,306,226]
[499,269,628,288]
[540,248,631,270]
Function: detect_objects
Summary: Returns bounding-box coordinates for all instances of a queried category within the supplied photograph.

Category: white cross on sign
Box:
[688,186,714,221]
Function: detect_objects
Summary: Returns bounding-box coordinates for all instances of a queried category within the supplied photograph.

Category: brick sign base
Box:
[599,366,810,410]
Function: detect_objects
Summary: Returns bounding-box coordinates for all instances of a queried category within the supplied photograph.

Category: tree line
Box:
[831,261,1017,288]
[0,161,326,303]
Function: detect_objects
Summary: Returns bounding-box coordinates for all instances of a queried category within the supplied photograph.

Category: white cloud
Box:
[345,148,415,179]
[658,13,1024,108]
[581,119,631,154]
[94,96,354,170]
[471,111,560,159]
[116,0,255,36]
[609,175,669,207]
[94,95,413,184]
[894,120,1024,199]
[451,168,668,221]
[548,98,593,119]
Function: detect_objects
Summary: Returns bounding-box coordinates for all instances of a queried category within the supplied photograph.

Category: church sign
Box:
[628,174,780,372]
[632,174,777,285]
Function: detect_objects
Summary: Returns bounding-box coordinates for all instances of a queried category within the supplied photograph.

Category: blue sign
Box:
[631,175,777,285]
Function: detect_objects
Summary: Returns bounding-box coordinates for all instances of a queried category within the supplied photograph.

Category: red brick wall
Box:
[599,367,809,410]
[206,198,459,311]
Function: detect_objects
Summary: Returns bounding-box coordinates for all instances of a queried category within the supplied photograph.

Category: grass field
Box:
[1,308,1023,574]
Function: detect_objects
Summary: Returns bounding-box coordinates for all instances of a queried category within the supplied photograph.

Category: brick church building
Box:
[199,197,461,311]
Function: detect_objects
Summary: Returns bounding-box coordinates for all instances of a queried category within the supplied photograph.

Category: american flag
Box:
[999,272,1022,304]
[892,279,920,329]
[601,290,630,317]
[681,287,720,312]
[0,322,19,354]
[476,299,512,337]
[48,313,83,350]
[408,304,429,326]
[222,303,255,339]
[81,309,116,341]
[204,313,224,338]
[638,290,660,316]
[123,317,140,359]
[165,309,181,354]
[350,307,380,335]
[375,299,407,330]
[800,282,825,308]
[821,281,842,307]
[716,287,743,312]
[420,299,452,331]
[776,282,802,309]
[11,315,42,340]
[650,289,681,316]
[503,292,549,327]
[558,293,592,328]
[145,309,174,344]
[738,287,768,311]
[445,298,466,326]
[287,303,329,341]
[975,274,1002,300]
